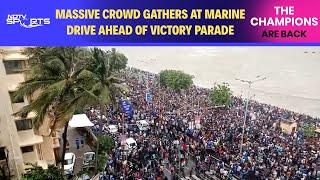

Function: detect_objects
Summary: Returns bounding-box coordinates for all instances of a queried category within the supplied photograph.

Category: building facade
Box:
[0,47,59,179]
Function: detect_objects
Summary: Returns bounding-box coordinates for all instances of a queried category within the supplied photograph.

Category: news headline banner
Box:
[1,0,320,45]
[59,9,244,36]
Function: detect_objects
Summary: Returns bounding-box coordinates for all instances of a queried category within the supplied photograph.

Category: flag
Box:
[120,99,134,118]
[145,91,152,103]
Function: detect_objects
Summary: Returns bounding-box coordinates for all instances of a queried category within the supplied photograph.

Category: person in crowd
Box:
[86,68,320,180]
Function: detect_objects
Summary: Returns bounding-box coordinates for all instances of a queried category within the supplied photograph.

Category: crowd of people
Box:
[85,68,320,180]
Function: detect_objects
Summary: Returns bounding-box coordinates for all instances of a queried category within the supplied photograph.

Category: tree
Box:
[13,47,127,174]
[77,153,107,178]
[79,136,114,176]
[302,124,316,138]
[13,47,96,171]
[107,48,128,72]
[210,83,232,107]
[86,47,128,172]
[22,164,64,180]
[159,70,193,91]
[86,48,128,109]
[86,136,114,175]
[95,136,115,154]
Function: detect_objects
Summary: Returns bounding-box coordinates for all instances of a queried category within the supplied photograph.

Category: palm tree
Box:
[13,47,128,173]
[13,47,95,170]
[108,48,128,73]
[85,47,128,172]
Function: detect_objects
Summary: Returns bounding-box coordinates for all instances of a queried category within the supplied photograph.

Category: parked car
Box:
[77,174,90,180]
[106,124,118,134]
[82,152,95,167]
[137,120,149,131]
[64,152,76,175]
[125,137,137,151]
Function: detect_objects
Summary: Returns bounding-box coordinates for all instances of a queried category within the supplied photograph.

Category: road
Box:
[163,158,196,179]
[66,127,93,176]
[111,47,320,117]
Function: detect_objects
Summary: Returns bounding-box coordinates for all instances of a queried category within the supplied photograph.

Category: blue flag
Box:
[145,91,152,103]
[120,99,134,118]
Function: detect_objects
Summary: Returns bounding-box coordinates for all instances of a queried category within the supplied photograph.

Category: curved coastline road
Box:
[103,47,320,117]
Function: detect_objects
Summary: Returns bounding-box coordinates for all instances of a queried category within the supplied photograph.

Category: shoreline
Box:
[127,66,320,119]
[114,46,320,118]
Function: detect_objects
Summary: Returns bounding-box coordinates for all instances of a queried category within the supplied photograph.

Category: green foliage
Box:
[76,137,112,177]
[210,83,232,107]
[96,154,108,172]
[302,124,316,137]
[77,167,95,179]
[159,70,193,91]
[22,164,64,180]
[77,154,107,176]
[13,47,128,131]
[87,47,129,109]
[108,48,128,72]
[95,136,115,154]
[13,47,127,173]
[14,47,93,130]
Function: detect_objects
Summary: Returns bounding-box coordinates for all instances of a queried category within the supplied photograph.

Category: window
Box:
[9,91,24,103]
[3,60,26,74]
[64,158,74,165]
[15,119,32,131]
[0,147,6,160]
[21,146,33,153]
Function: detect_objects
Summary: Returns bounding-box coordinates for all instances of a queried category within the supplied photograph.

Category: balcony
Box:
[11,102,27,114]
[17,129,43,147]
[23,160,48,170]
[22,151,38,165]
[5,74,25,89]
[2,50,28,60]
[37,160,48,169]
[14,112,36,121]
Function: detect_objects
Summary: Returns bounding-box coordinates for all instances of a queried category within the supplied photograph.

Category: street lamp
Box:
[235,75,266,156]
[136,59,161,110]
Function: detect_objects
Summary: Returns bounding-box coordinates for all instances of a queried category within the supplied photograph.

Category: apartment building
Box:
[0,47,59,179]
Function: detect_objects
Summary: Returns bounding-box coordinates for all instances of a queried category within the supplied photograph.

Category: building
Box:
[0,47,59,179]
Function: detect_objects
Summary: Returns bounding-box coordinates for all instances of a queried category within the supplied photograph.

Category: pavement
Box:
[183,159,196,178]
[163,158,196,180]
[66,127,93,176]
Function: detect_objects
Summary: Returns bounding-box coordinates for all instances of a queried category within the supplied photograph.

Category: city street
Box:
[66,127,93,175]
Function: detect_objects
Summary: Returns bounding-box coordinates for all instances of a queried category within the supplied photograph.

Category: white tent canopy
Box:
[69,114,94,128]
